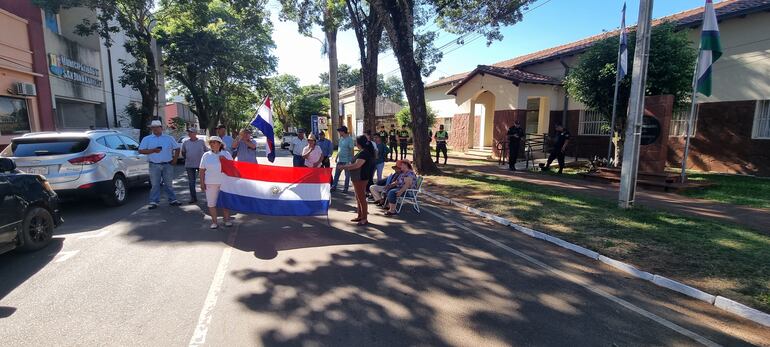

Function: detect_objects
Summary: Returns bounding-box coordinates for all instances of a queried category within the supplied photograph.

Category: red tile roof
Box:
[446,65,562,95]
[425,0,770,90]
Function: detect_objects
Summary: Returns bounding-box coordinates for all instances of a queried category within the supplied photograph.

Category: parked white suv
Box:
[0,130,150,206]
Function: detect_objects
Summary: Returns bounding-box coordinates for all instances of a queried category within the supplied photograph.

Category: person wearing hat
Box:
[302,134,323,168]
[383,160,416,216]
[370,160,403,207]
[316,131,333,168]
[199,136,234,229]
[289,128,309,167]
[215,124,234,154]
[331,126,354,192]
[178,127,207,203]
[232,128,258,164]
[139,120,182,209]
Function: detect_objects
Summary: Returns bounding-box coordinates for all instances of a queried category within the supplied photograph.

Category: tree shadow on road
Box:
[0,237,63,317]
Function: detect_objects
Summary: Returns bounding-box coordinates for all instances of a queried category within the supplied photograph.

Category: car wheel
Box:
[103,175,128,206]
[19,207,54,252]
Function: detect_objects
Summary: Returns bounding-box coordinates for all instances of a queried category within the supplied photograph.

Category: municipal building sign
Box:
[48,54,102,87]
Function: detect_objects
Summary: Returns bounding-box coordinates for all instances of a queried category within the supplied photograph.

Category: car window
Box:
[102,135,127,150]
[119,135,139,150]
[10,137,90,157]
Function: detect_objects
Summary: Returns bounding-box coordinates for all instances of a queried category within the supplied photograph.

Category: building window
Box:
[578,110,610,136]
[670,108,697,137]
[0,96,31,135]
[753,100,770,139]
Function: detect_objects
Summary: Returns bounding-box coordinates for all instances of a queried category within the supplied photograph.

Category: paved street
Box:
[0,150,768,347]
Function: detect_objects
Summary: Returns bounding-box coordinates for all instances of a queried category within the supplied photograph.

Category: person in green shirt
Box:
[397,125,410,160]
[434,124,449,165]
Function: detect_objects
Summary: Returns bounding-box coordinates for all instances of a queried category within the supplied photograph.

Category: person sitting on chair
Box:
[371,160,403,207]
[383,160,416,217]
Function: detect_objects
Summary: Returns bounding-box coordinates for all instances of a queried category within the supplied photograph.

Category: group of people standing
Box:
[138,121,238,229]
[287,129,333,168]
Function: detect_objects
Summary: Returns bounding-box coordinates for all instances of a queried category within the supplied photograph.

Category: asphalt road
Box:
[0,150,768,347]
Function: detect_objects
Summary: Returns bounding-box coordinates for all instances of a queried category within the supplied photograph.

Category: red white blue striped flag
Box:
[696,0,722,96]
[217,158,332,216]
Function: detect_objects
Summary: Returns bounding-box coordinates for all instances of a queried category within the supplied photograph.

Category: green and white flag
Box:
[696,0,722,96]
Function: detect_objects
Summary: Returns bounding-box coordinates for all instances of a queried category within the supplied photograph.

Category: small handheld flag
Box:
[696,0,722,96]
[251,97,276,162]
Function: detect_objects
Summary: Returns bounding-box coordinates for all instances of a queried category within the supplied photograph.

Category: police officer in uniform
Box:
[377,126,389,145]
[543,123,570,174]
[434,125,449,165]
[506,120,524,171]
[397,125,410,160]
[388,124,398,161]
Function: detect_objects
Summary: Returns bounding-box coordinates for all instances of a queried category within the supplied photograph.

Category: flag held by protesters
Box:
[217,158,332,216]
[695,0,722,96]
[251,97,276,162]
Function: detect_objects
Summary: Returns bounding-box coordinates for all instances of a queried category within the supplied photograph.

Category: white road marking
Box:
[423,207,721,347]
[188,227,238,347]
[54,250,79,263]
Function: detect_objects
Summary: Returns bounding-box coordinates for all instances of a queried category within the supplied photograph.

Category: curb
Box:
[422,190,770,328]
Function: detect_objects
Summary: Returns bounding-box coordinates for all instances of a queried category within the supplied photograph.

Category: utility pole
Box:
[618,0,654,209]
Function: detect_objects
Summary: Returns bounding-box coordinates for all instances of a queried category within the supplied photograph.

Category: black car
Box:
[0,158,62,255]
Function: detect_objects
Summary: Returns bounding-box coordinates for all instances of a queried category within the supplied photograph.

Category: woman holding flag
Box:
[338,135,376,226]
[199,136,234,229]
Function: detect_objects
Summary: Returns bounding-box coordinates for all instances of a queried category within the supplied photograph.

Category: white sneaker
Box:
[210,223,218,229]
[224,221,233,227]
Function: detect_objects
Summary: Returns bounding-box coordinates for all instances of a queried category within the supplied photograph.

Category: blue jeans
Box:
[386,188,400,204]
[149,163,178,204]
[331,161,350,191]
[375,162,385,181]
[186,168,198,200]
[293,155,305,167]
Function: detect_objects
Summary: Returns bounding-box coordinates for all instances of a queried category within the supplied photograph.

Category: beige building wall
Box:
[685,11,770,103]
[453,74,520,111]
[426,85,462,118]
[0,9,41,145]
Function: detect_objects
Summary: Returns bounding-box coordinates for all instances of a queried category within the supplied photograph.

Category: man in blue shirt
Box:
[331,126,354,192]
[139,120,182,209]
[216,124,234,155]
[316,131,333,168]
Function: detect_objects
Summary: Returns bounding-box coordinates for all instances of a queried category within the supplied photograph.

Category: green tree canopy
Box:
[319,65,404,104]
[288,85,331,131]
[565,22,696,126]
[395,105,435,128]
[156,0,276,132]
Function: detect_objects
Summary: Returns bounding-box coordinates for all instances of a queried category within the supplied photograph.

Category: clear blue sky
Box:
[273,0,711,84]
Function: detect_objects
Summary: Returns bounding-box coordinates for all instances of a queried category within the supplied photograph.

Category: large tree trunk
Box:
[372,0,438,175]
[360,42,380,134]
[139,36,158,139]
[346,0,383,137]
[326,26,340,144]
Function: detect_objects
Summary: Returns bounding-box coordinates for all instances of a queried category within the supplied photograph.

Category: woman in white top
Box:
[302,134,323,168]
[199,136,234,229]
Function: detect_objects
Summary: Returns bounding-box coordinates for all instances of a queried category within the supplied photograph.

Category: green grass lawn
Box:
[426,168,770,312]
[680,172,770,209]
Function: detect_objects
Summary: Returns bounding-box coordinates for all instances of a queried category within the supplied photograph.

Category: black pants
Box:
[545,150,565,173]
[389,142,398,160]
[399,141,408,159]
[435,143,447,164]
[508,141,520,170]
[321,157,331,168]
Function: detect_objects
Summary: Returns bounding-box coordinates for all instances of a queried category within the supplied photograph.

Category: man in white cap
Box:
[139,120,182,209]
[178,127,207,203]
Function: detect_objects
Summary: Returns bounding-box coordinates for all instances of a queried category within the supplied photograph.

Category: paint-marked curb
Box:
[423,190,770,327]
[652,275,716,304]
[714,296,770,327]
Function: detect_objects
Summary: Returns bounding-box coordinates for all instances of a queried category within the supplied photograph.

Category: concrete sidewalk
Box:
[440,157,770,233]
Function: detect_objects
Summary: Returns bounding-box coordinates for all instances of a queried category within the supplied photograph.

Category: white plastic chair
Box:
[396,176,424,213]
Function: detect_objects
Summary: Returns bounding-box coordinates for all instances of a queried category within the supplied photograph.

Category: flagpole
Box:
[607,42,624,167]
[680,56,701,183]
[607,3,626,167]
